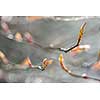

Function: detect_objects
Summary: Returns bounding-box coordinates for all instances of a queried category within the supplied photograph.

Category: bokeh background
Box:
[0,16,100,83]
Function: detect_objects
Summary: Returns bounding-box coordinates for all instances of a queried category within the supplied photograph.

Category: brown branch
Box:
[45,22,87,53]
[59,54,100,82]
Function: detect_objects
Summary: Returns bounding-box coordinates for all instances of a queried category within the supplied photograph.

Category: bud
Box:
[15,32,23,42]
[24,32,33,43]
[1,22,10,33]
[42,58,53,70]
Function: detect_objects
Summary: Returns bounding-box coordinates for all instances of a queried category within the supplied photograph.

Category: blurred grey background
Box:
[0,16,100,83]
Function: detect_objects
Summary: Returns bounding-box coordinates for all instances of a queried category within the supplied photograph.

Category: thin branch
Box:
[45,22,87,53]
[59,54,100,82]
[0,50,52,71]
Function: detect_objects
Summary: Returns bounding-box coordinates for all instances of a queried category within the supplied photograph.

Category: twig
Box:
[45,22,87,53]
[59,54,100,82]
[0,50,52,71]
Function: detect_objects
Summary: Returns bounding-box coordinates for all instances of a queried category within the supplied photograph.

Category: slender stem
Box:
[59,54,100,82]
[44,22,87,53]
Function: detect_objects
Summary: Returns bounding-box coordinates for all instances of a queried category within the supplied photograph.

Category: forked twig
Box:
[45,22,87,53]
[0,22,87,54]
[0,50,52,71]
[59,54,100,82]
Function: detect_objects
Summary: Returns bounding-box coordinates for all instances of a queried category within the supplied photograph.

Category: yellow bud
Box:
[42,58,53,69]
[59,54,64,63]
[0,51,5,59]
[15,32,23,42]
